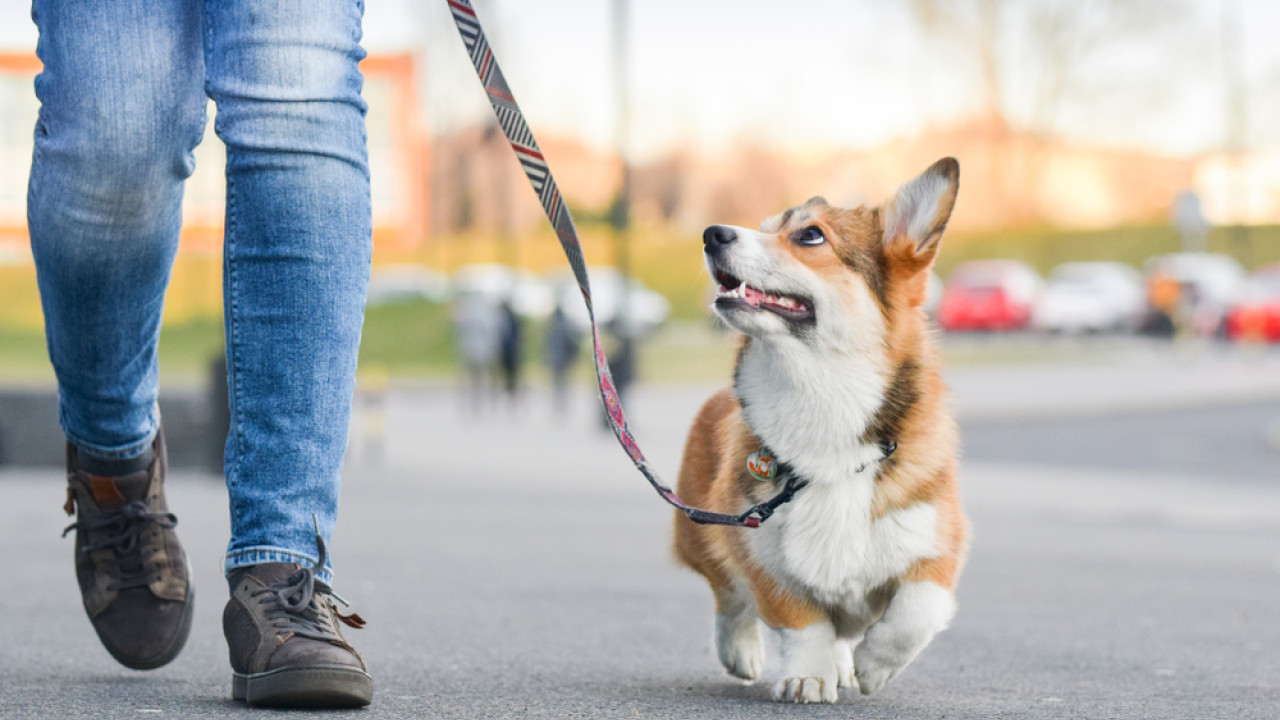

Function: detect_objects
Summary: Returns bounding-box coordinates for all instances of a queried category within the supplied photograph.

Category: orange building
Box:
[0,52,429,261]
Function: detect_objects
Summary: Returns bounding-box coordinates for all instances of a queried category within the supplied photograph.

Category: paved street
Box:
[2,357,1279,719]
[965,401,1280,483]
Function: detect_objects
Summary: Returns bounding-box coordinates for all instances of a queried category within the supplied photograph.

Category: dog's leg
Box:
[773,620,840,703]
[743,570,839,703]
[712,580,764,681]
[853,581,955,695]
[833,637,857,688]
[674,506,764,680]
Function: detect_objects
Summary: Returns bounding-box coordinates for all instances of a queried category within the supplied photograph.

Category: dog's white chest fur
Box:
[755,483,938,608]
[737,341,940,609]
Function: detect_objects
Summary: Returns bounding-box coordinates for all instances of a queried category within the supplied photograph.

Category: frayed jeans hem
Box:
[225,546,334,585]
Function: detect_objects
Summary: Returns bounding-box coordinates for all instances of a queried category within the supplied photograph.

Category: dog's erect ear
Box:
[882,157,959,258]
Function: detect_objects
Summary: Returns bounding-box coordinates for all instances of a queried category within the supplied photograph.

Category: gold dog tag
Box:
[746,450,777,482]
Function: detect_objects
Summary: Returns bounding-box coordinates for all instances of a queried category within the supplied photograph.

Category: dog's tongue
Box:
[743,285,765,307]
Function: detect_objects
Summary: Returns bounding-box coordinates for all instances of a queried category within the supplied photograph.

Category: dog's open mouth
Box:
[713,270,814,321]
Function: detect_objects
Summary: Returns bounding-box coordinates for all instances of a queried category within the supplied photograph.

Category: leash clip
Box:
[743,475,809,525]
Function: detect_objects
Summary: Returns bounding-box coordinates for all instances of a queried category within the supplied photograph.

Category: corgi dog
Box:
[673,158,968,704]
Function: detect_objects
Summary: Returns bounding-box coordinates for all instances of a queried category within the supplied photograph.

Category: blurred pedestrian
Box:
[544,304,581,415]
[497,299,524,401]
[1175,281,1203,339]
[357,365,390,465]
[453,292,502,412]
[1145,272,1180,338]
[29,0,373,707]
[599,322,636,431]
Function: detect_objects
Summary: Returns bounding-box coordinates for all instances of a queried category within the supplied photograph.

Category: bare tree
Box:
[906,0,1199,226]
[414,0,504,137]
[909,0,1190,139]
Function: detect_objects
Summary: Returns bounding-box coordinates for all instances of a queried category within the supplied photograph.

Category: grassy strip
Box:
[936,223,1280,277]
[357,299,458,375]
[0,318,228,386]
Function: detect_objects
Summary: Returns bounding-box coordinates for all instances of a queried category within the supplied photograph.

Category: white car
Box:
[367,264,450,305]
[451,263,555,319]
[551,267,670,337]
[1032,262,1145,333]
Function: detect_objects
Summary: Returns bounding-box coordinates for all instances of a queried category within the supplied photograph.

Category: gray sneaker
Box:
[62,428,193,670]
[223,533,372,708]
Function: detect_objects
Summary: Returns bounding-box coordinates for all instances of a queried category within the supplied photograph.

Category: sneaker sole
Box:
[94,580,195,671]
[233,666,373,708]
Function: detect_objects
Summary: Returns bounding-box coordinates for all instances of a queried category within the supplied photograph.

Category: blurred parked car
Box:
[452,263,554,319]
[924,271,943,318]
[937,260,1042,332]
[1031,261,1145,334]
[1224,264,1280,343]
[551,267,671,337]
[1142,252,1245,336]
[367,264,450,305]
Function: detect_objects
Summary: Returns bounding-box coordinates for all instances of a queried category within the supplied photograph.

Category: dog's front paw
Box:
[834,641,855,688]
[716,613,764,681]
[719,632,764,681]
[853,654,898,696]
[773,676,838,704]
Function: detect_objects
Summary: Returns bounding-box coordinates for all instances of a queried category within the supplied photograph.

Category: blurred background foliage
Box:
[1,0,1278,385]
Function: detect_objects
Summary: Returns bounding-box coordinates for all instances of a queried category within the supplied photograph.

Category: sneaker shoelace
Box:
[62,500,178,592]
[254,533,366,643]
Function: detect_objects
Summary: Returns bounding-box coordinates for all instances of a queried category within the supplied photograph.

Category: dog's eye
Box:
[792,225,825,246]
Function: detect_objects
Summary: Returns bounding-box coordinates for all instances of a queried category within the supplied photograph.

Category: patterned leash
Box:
[448,0,785,528]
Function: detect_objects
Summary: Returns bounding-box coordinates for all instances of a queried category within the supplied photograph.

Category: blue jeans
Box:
[28,0,372,581]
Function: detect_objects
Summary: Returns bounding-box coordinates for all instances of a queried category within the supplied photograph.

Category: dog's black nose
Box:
[703,225,737,249]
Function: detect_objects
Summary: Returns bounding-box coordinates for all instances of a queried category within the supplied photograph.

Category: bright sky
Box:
[3,0,1277,161]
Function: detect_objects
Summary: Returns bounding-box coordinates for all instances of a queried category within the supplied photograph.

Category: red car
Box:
[1225,265,1280,343]
[937,261,1042,332]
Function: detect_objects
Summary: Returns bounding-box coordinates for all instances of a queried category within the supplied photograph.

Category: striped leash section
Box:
[448,0,783,528]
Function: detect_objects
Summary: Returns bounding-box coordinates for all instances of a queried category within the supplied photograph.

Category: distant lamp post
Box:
[609,0,636,403]
[1221,0,1251,264]
[1173,190,1208,254]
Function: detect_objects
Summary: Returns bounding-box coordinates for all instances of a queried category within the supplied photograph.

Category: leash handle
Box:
[447,0,772,528]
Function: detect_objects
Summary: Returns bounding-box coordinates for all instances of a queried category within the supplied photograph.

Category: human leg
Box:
[29,0,207,459]
[28,0,207,670]
[203,0,372,706]
[204,0,371,581]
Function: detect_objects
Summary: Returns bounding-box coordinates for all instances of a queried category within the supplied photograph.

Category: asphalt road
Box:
[965,401,1280,483]
[1,367,1278,719]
